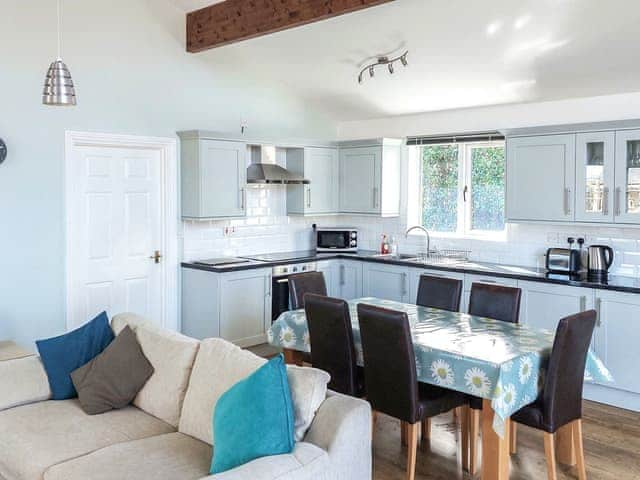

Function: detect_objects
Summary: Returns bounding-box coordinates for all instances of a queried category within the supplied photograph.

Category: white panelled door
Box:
[66,133,177,331]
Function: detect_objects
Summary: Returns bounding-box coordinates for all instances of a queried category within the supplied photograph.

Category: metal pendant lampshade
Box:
[42,0,77,106]
[42,59,76,106]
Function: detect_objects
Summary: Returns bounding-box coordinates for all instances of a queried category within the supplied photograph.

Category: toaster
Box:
[546,248,582,274]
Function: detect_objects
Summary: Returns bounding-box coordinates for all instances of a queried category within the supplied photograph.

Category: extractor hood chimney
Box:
[246,145,309,185]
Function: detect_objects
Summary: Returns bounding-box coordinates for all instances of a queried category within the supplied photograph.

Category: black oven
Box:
[316,228,358,252]
[271,262,317,321]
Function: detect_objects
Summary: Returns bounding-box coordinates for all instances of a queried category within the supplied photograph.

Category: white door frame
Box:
[64,130,179,331]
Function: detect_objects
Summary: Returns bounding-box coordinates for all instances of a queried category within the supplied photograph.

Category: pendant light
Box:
[42,0,77,106]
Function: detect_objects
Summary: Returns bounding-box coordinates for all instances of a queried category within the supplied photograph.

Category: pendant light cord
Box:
[57,0,62,60]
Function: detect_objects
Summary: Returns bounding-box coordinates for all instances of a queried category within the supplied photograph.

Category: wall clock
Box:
[0,139,6,165]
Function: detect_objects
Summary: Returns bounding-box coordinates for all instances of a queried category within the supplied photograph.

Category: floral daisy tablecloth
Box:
[268,297,613,437]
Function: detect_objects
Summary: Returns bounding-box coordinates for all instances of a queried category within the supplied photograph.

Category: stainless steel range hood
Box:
[246,145,309,185]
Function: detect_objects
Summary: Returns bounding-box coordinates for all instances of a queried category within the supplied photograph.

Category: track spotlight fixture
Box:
[357,50,408,84]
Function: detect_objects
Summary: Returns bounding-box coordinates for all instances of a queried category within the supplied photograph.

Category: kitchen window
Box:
[408,134,506,236]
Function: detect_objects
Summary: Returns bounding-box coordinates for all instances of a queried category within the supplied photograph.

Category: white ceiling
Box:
[169,0,640,122]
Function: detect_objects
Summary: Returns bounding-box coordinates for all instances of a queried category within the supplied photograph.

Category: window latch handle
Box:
[463,185,469,202]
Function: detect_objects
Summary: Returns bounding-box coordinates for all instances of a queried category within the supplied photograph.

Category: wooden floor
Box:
[372,402,640,480]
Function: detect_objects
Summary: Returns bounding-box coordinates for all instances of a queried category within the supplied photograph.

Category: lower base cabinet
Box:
[182,267,272,348]
[362,262,410,303]
[462,274,518,313]
[408,269,465,306]
[519,281,594,331]
[592,290,640,395]
[317,259,363,300]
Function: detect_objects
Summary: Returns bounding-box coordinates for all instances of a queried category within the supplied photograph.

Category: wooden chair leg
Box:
[573,420,587,480]
[401,421,408,446]
[469,408,480,475]
[460,407,470,472]
[421,418,431,446]
[372,410,378,437]
[543,432,558,480]
[510,422,518,455]
[406,422,419,480]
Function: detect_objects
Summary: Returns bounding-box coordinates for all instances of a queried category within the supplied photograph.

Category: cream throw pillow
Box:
[178,338,329,445]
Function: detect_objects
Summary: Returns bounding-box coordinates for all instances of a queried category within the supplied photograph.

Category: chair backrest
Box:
[468,282,522,323]
[288,271,327,310]
[542,310,597,430]
[416,274,463,312]
[304,294,359,396]
[357,303,420,423]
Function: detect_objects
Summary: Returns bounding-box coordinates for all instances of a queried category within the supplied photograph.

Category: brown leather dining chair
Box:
[288,271,327,364]
[357,303,467,480]
[416,274,463,312]
[288,271,327,310]
[511,310,597,480]
[304,293,364,397]
[467,282,522,474]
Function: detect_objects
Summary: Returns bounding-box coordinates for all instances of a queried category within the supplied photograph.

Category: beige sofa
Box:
[0,314,372,480]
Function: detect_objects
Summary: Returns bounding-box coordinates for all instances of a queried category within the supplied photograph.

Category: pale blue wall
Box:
[0,0,337,347]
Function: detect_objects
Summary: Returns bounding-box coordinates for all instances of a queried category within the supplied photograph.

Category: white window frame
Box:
[416,140,506,238]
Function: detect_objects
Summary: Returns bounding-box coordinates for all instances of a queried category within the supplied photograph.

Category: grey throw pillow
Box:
[71,325,154,415]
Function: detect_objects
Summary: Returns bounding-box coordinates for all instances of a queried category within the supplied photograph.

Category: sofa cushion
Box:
[36,311,114,400]
[0,356,51,412]
[43,432,211,480]
[71,326,154,415]
[179,339,329,446]
[0,399,174,480]
[199,443,330,480]
[211,355,294,474]
[111,313,199,427]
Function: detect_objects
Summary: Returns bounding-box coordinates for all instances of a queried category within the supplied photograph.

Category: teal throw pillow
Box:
[210,354,295,474]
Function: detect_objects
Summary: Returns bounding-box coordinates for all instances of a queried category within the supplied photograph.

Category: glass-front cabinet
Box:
[615,129,640,223]
[575,131,615,222]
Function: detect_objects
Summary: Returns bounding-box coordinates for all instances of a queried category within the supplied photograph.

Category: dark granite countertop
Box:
[182,250,640,294]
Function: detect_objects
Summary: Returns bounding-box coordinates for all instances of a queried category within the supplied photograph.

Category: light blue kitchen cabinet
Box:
[316,260,339,298]
[519,280,594,330]
[286,147,339,215]
[462,274,519,313]
[179,132,247,219]
[336,260,363,300]
[592,290,640,393]
[506,134,576,222]
[362,262,410,303]
[338,139,402,216]
[182,267,271,348]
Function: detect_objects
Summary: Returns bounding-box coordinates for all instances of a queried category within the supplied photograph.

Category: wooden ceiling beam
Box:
[186,0,395,52]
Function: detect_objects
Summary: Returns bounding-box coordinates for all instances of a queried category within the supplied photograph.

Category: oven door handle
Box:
[276,278,289,284]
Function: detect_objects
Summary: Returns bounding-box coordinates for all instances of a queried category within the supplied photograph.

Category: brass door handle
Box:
[149,250,163,264]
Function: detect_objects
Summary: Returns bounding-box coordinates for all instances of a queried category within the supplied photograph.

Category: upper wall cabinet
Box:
[506,134,576,222]
[180,133,247,219]
[338,139,401,216]
[614,129,640,223]
[286,147,339,215]
[575,131,616,223]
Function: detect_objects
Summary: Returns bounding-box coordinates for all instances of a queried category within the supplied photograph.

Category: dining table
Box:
[267,297,613,480]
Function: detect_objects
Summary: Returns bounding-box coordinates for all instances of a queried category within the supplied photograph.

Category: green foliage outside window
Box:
[471,146,505,231]
[422,145,459,232]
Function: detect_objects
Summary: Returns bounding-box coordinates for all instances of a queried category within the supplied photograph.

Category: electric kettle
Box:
[587,245,614,275]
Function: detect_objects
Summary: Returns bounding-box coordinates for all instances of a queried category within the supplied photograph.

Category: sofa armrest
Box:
[303,391,372,480]
[0,356,51,411]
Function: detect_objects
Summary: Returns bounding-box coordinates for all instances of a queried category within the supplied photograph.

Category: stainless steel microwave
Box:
[316,228,358,252]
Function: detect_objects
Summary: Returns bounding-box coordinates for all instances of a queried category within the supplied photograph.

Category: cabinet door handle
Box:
[372,187,377,208]
[240,188,245,210]
[615,187,622,216]
[307,188,312,208]
[595,297,602,327]
[602,187,609,216]
[401,272,408,296]
[579,295,587,312]
[340,264,345,285]
[564,187,571,215]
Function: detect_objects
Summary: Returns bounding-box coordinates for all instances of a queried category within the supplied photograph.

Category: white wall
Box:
[0,0,337,347]
[337,92,640,139]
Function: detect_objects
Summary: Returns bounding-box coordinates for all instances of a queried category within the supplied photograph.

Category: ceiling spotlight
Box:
[357,50,408,84]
